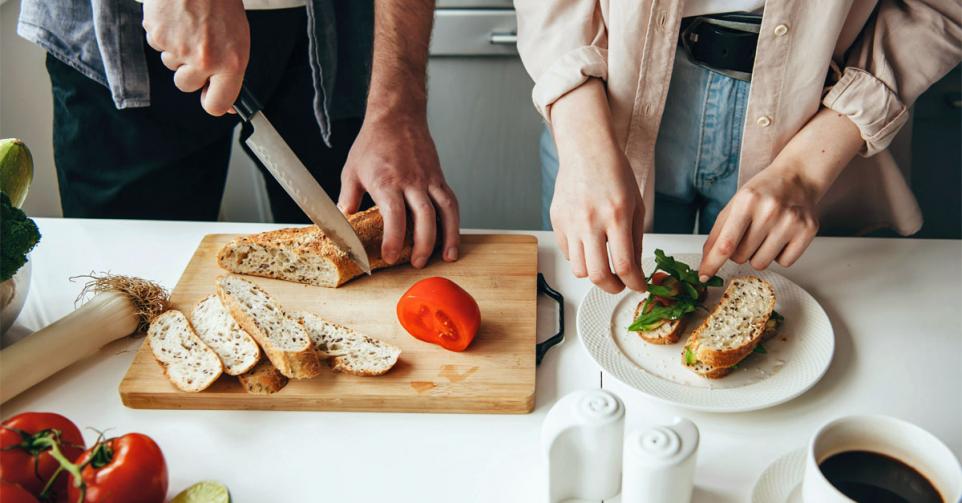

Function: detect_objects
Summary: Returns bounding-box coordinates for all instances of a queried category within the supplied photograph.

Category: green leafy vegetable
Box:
[629,249,724,333]
[683,347,696,366]
[753,344,767,354]
[1,192,40,281]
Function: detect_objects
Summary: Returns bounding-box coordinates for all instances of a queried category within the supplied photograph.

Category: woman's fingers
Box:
[607,219,646,292]
[749,219,794,270]
[584,234,625,294]
[730,211,776,264]
[568,239,587,279]
[699,201,752,281]
[776,217,818,267]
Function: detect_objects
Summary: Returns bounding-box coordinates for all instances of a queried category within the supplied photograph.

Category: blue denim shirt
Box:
[16,0,372,145]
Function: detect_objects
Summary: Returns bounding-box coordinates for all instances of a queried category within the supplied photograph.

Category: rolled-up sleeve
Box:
[515,0,608,121]
[823,0,962,156]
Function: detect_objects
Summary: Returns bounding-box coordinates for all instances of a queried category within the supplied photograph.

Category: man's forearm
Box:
[367,0,434,120]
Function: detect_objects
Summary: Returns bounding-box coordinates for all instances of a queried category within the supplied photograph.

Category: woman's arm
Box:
[698,108,863,279]
[699,1,961,278]
[550,78,647,293]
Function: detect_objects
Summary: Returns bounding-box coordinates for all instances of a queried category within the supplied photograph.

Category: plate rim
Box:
[578,259,835,413]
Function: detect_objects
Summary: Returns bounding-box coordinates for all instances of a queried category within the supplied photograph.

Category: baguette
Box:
[147,310,223,392]
[682,276,776,371]
[631,301,685,344]
[190,295,260,376]
[237,359,289,394]
[216,207,412,287]
[294,311,401,376]
[216,275,322,379]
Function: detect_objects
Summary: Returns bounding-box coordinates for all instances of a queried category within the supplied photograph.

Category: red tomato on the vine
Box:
[68,433,168,503]
[0,412,85,500]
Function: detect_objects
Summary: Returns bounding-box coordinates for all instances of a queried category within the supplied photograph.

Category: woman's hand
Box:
[698,108,865,280]
[550,79,647,294]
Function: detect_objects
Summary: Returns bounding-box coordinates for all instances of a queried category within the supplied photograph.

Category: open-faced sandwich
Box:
[681,276,784,379]
[628,250,723,344]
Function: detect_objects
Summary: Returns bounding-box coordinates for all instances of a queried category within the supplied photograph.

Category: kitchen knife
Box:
[234,85,371,274]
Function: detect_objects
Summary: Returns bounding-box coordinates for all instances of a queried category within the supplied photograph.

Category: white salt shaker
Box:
[542,389,625,502]
[621,417,699,503]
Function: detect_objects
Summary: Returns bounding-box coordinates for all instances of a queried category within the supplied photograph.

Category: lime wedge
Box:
[0,139,33,208]
[171,481,231,503]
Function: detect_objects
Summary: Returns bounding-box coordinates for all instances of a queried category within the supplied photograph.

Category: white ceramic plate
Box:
[752,448,806,503]
[578,254,834,412]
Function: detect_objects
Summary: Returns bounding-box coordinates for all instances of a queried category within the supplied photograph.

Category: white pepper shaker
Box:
[542,389,625,502]
[621,417,700,503]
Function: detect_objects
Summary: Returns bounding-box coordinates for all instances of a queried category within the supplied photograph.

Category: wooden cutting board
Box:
[120,233,538,414]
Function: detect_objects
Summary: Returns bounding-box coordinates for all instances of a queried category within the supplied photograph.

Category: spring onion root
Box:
[0,273,169,404]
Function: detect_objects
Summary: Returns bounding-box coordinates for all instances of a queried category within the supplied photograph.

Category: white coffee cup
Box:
[802,415,962,502]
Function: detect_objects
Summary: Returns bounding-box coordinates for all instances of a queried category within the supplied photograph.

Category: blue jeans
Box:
[540,49,750,234]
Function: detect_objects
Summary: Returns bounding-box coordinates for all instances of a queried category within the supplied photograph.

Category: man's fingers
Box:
[370,189,406,265]
[172,64,209,94]
[699,205,751,282]
[404,190,437,269]
[144,30,163,52]
[337,176,364,216]
[607,220,646,292]
[429,184,460,262]
[202,72,244,116]
[584,234,625,294]
[159,51,181,71]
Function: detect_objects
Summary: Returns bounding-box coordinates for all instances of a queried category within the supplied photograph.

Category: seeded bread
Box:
[237,359,289,394]
[216,275,322,379]
[631,301,686,344]
[294,311,401,376]
[190,295,260,376]
[147,310,223,392]
[682,275,776,370]
[216,207,413,288]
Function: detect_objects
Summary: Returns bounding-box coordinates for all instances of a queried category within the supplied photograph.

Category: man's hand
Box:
[338,113,459,269]
[698,108,865,279]
[337,0,459,269]
[549,79,647,294]
[142,0,249,116]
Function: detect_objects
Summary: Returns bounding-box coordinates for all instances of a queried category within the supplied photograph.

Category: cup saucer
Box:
[752,448,806,503]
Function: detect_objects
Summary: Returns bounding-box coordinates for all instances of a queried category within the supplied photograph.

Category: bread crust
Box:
[237,360,289,394]
[685,276,776,369]
[216,277,322,380]
[216,207,413,287]
[631,301,685,344]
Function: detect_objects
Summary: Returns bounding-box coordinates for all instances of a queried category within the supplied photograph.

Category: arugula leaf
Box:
[753,344,767,354]
[683,347,696,366]
[628,301,696,332]
[683,282,700,300]
[704,276,724,287]
[770,310,784,322]
[646,284,675,298]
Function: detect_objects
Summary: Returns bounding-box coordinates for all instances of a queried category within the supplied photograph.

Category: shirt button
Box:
[756,115,772,127]
[774,24,790,36]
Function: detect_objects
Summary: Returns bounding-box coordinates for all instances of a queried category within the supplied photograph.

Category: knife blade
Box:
[235,86,371,274]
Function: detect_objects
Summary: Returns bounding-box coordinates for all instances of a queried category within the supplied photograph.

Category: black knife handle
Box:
[234,85,262,122]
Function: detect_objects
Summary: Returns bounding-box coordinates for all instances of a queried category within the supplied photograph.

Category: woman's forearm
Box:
[770,107,865,201]
[549,78,620,159]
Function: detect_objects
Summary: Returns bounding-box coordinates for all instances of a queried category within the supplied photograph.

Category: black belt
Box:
[680,13,761,80]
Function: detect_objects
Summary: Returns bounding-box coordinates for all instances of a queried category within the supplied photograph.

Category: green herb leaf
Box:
[770,310,784,322]
[629,301,696,332]
[683,282,700,300]
[684,347,696,366]
[753,344,767,354]
[646,284,675,298]
[705,276,724,287]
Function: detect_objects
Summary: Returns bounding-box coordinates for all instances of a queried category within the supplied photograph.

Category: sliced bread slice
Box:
[216,275,321,379]
[682,275,776,370]
[147,310,223,392]
[190,295,260,376]
[237,359,289,394]
[216,207,413,288]
[294,311,401,376]
[631,300,686,344]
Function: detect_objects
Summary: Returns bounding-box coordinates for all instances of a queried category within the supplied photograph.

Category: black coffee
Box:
[818,450,943,503]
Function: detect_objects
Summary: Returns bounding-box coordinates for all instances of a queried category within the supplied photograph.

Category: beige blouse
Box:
[515,0,962,235]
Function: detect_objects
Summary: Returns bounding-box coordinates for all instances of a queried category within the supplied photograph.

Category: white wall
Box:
[0,0,272,222]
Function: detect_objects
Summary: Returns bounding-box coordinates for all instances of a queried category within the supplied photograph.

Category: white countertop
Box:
[3,218,960,502]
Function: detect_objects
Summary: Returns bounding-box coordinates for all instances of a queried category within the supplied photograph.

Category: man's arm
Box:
[338,0,460,268]
[142,0,249,116]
